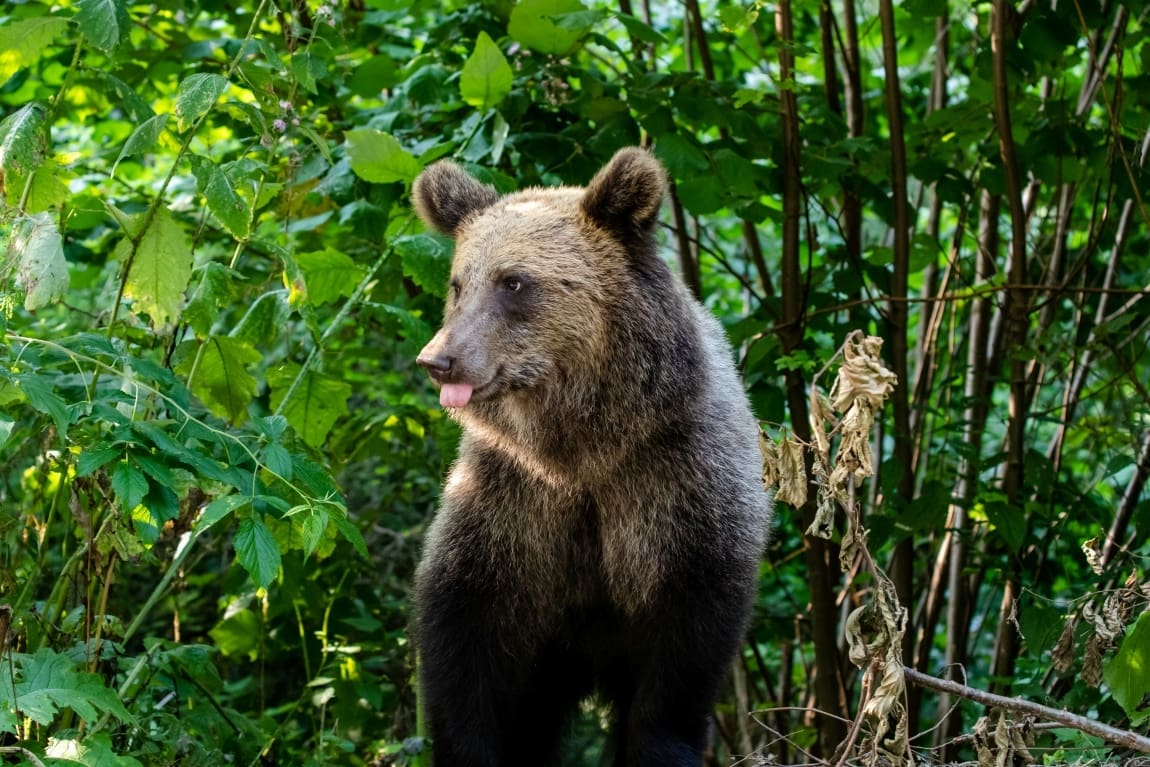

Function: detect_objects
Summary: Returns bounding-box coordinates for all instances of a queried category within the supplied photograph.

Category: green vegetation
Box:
[1,0,1147,765]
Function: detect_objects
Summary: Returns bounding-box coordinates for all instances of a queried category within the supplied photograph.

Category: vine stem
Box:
[903,666,1150,754]
[272,232,400,419]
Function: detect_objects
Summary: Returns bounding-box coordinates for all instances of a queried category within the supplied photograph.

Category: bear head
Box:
[413,148,668,412]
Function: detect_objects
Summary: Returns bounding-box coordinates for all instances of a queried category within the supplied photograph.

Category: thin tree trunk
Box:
[990,0,1029,695]
[878,0,916,665]
[935,190,999,756]
[777,0,848,754]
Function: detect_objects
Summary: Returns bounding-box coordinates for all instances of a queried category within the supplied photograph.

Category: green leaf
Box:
[1103,611,1150,725]
[267,364,350,448]
[77,445,121,477]
[299,508,329,559]
[9,212,69,310]
[0,18,70,86]
[117,206,193,328]
[113,113,169,176]
[209,608,260,658]
[175,73,229,132]
[262,443,292,480]
[2,648,133,728]
[183,261,237,337]
[197,494,252,532]
[615,13,667,45]
[345,128,421,184]
[175,336,262,424]
[0,414,13,449]
[294,248,365,305]
[189,156,252,239]
[16,375,70,436]
[985,500,1026,555]
[0,102,47,179]
[111,460,149,510]
[395,233,452,297]
[234,517,282,588]
[508,0,590,55]
[460,32,513,111]
[45,733,144,767]
[75,0,131,52]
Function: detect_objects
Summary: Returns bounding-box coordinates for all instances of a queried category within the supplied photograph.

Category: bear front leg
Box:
[417,568,582,767]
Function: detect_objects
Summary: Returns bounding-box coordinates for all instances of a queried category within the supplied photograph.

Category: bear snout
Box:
[416,351,454,381]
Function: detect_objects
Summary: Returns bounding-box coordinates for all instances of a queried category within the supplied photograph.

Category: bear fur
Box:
[412,148,771,767]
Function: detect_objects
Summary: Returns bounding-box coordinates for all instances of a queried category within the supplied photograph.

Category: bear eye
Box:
[502,276,523,293]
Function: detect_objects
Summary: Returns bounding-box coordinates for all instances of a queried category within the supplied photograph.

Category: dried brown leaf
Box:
[776,436,808,508]
[759,431,780,490]
[829,331,898,414]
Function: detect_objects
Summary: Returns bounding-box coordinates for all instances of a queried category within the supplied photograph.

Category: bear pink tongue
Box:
[439,383,474,409]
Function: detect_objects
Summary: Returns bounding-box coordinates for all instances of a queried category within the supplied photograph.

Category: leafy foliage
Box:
[0,0,1147,764]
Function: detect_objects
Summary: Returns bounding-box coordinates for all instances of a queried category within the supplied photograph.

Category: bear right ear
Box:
[412,161,500,237]
[581,147,667,240]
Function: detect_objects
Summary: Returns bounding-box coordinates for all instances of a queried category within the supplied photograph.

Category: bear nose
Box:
[417,353,454,379]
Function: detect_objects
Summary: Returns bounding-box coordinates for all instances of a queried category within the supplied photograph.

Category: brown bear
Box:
[412,147,771,767]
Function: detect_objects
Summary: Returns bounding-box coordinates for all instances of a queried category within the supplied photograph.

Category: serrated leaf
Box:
[9,212,69,310]
[76,0,130,53]
[3,649,133,728]
[1103,611,1150,725]
[113,114,169,176]
[395,233,451,297]
[267,364,350,448]
[985,500,1026,555]
[175,73,228,132]
[508,0,589,55]
[183,261,237,337]
[234,517,282,588]
[0,18,70,86]
[345,129,421,184]
[118,206,193,328]
[460,32,513,111]
[111,461,149,511]
[328,511,367,558]
[77,445,121,477]
[294,248,364,306]
[189,156,252,239]
[0,102,47,179]
[299,508,329,559]
[197,494,251,532]
[263,443,292,479]
[16,374,70,436]
[175,336,261,424]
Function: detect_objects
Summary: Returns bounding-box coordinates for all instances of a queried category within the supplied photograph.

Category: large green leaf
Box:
[508,0,590,55]
[0,102,47,179]
[345,129,421,184]
[175,336,262,424]
[1103,611,1150,725]
[460,32,513,111]
[234,517,282,589]
[9,211,69,310]
[75,0,130,52]
[0,648,133,730]
[267,364,350,448]
[174,73,228,132]
[117,206,193,328]
[294,248,364,305]
[111,460,149,511]
[0,18,69,86]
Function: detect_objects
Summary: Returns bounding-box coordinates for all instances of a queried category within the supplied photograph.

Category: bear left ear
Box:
[581,147,667,238]
[413,161,500,237]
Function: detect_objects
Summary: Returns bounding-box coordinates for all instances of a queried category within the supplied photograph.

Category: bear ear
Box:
[581,147,667,238]
[412,161,500,237]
